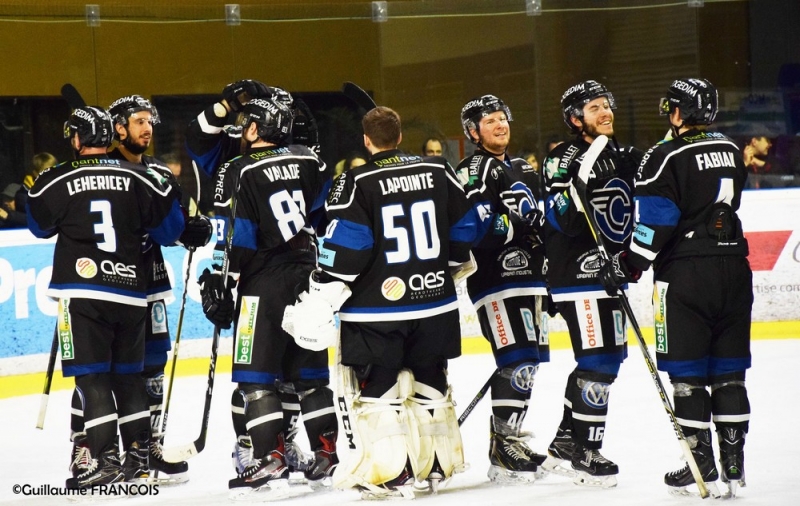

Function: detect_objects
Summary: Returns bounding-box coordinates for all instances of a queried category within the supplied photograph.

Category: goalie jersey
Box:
[211,144,328,277]
[26,156,185,306]
[319,150,478,322]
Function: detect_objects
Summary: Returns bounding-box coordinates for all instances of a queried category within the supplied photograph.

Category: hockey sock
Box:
[141,364,165,437]
[490,366,534,433]
[671,378,712,438]
[711,374,750,433]
[71,388,84,435]
[569,370,615,450]
[231,388,247,438]
[239,384,282,459]
[299,387,338,450]
[112,373,150,451]
[278,390,302,440]
[558,371,577,432]
[75,373,118,455]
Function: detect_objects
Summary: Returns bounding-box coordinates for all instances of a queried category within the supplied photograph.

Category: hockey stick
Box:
[60,84,86,109]
[341,81,377,114]
[35,325,59,429]
[457,368,496,426]
[335,336,358,450]
[577,135,710,499]
[157,161,203,471]
[162,166,240,464]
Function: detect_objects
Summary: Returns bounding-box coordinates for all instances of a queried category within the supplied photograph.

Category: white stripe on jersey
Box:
[550,287,615,302]
[472,286,547,309]
[29,165,174,198]
[636,139,739,186]
[47,288,148,307]
[198,111,224,134]
[339,300,459,322]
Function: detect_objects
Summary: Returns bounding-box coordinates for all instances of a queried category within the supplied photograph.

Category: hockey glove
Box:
[591,151,617,181]
[177,214,213,249]
[291,98,320,154]
[198,267,236,329]
[282,271,351,352]
[222,79,271,112]
[614,145,644,179]
[598,251,642,296]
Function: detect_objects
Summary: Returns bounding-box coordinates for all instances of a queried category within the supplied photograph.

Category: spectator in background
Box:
[743,135,774,188]
[422,137,444,156]
[334,151,368,179]
[518,150,540,173]
[0,183,26,228]
[545,134,565,154]
[22,152,58,190]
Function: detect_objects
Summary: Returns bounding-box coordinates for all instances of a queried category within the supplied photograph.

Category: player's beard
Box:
[583,120,614,139]
[122,135,150,155]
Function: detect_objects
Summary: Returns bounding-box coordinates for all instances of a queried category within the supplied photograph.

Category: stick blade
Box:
[35,394,48,429]
[60,84,86,109]
[577,134,609,186]
[341,81,377,113]
[161,441,200,463]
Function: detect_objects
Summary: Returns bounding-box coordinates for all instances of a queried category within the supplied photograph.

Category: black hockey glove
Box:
[291,98,320,154]
[222,79,271,112]
[598,251,642,296]
[511,208,544,248]
[591,150,617,181]
[613,145,645,179]
[178,214,213,249]
[198,267,236,329]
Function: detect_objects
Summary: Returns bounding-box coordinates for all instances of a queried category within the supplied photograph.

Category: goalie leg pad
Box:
[407,382,465,481]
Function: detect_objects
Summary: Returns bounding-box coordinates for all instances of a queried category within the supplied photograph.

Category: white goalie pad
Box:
[450,251,478,284]
[407,383,465,481]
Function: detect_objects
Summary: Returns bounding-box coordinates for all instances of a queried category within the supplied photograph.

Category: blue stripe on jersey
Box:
[49,282,145,299]
[709,356,751,376]
[450,207,479,244]
[233,217,258,251]
[635,195,681,226]
[62,362,110,377]
[495,348,541,368]
[186,141,222,176]
[312,178,332,214]
[575,353,623,375]
[343,295,458,314]
[325,218,374,250]
[471,201,494,245]
[144,338,171,356]
[26,213,54,238]
[144,351,168,368]
[148,199,184,246]
[299,367,331,380]
[657,357,708,377]
[232,370,281,385]
[113,360,145,374]
[545,194,566,234]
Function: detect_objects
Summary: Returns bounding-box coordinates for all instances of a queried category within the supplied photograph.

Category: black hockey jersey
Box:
[212,144,328,277]
[27,156,184,306]
[108,149,177,302]
[320,150,477,322]
[628,129,749,274]
[543,137,640,302]
[455,150,547,308]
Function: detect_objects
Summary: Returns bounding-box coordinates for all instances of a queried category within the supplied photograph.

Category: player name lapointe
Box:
[66,175,131,195]
[378,172,435,195]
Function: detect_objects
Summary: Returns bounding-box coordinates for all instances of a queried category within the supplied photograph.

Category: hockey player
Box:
[541,80,643,487]
[598,78,751,498]
[197,97,336,497]
[456,95,550,483]
[284,106,478,499]
[186,81,320,474]
[27,106,187,489]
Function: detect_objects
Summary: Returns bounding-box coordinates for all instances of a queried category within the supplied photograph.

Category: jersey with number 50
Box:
[26,156,185,306]
[320,150,477,322]
[211,144,328,277]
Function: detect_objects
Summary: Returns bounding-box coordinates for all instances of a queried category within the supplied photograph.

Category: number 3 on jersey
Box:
[382,200,440,264]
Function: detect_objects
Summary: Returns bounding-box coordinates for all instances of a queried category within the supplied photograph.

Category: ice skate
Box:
[487,416,543,484]
[665,429,721,498]
[232,435,254,474]
[303,430,338,490]
[718,427,746,498]
[570,443,618,488]
[358,459,415,500]
[69,433,92,479]
[121,440,149,482]
[228,451,290,501]
[149,440,189,485]
[541,427,578,478]
[66,445,124,490]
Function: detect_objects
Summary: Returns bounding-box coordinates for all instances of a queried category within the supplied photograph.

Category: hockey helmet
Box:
[108,95,160,128]
[561,80,616,133]
[236,97,294,144]
[64,106,114,148]
[659,78,718,126]
[460,95,513,144]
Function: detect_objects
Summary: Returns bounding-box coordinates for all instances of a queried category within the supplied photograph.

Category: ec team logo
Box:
[588,178,632,244]
[381,277,406,301]
[75,257,97,278]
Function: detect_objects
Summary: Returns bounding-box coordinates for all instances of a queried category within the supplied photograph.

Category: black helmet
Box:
[460,95,512,144]
[236,97,294,144]
[561,80,616,133]
[659,78,718,126]
[64,106,113,148]
[107,95,160,129]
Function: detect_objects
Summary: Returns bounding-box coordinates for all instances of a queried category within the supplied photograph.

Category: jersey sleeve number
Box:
[269,189,307,241]
[90,200,116,252]
[382,200,440,264]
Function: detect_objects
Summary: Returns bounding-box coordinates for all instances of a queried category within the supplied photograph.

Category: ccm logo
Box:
[101,260,136,278]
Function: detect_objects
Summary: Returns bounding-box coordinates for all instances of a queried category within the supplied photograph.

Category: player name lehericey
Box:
[66,175,131,195]
[379,172,435,195]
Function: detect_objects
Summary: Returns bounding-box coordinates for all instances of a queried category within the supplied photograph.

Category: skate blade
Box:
[360,484,415,500]
[229,478,307,502]
[721,479,745,499]
[66,483,129,503]
[572,471,617,489]
[146,472,190,486]
[541,456,578,479]
[487,465,537,484]
[667,482,722,499]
